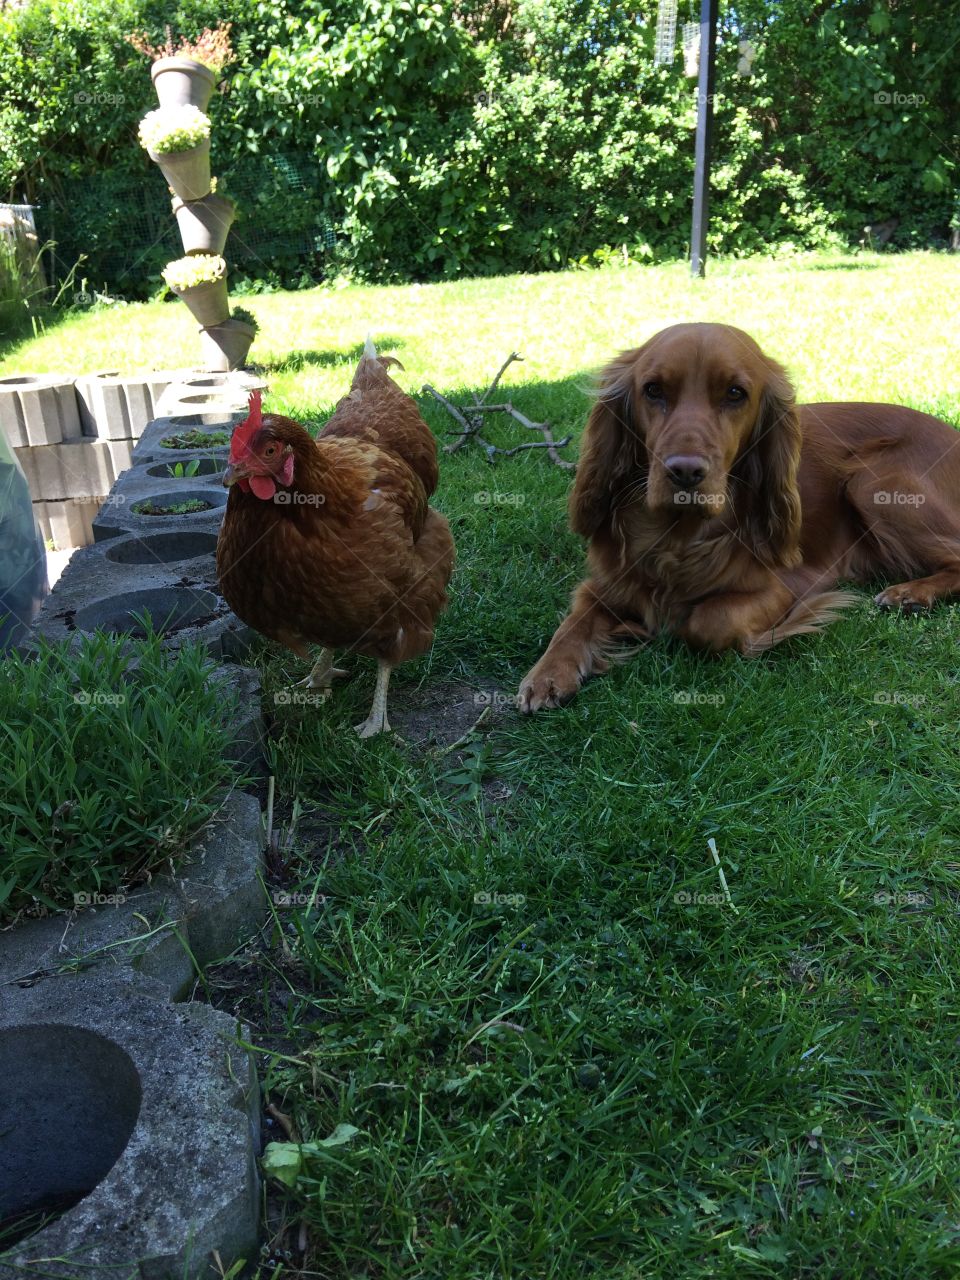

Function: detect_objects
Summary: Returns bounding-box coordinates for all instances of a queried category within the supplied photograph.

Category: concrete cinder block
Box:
[16,439,115,502]
[107,437,135,477]
[0,790,265,1278]
[76,371,171,441]
[33,496,104,549]
[0,976,261,1280]
[16,439,135,504]
[0,791,265,1003]
[155,370,266,421]
[164,790,266,969]
[0,374,81,447]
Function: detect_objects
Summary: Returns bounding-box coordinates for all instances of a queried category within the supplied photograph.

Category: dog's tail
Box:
[743,590,860,654]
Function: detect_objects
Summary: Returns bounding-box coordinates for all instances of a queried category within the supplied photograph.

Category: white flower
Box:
[162,253,226,291]
[138,105,211,155]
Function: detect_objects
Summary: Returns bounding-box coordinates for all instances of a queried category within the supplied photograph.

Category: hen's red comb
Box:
[229,390,263,461]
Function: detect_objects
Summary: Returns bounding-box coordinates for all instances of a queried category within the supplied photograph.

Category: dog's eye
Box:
[726,385,747,403]
[644,382,664,401]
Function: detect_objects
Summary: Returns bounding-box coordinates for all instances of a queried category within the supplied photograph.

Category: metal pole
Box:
[690,0,718,277]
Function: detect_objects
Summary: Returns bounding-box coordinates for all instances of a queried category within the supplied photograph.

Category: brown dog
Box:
[519,322,960,712]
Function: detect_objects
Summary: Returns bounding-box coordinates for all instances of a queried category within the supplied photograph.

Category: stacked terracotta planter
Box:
[147,59,255,372]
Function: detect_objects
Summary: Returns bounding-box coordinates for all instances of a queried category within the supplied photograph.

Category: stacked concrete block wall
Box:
[32,408,254,661]
[0,371,256,549]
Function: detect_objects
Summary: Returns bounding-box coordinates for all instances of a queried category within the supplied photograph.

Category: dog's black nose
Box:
[665,455,708,489]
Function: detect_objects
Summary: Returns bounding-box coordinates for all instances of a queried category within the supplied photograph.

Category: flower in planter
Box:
[162,254,227,292]
[138,104,210,156]
[126,22,235,73]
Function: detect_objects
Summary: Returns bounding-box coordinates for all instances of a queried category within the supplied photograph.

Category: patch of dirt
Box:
[391,679,513,749]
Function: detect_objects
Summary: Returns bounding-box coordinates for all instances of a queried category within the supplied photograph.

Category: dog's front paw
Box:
[874,582,935,612]
[517,659,582,714]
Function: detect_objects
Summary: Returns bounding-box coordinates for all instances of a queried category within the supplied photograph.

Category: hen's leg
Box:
[296,647,349,694]
[355,661,393,737]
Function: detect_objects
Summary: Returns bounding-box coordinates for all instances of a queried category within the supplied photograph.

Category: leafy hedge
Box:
[1,0,956,294]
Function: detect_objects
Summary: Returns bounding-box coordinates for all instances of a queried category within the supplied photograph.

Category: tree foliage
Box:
[0,0,955,293]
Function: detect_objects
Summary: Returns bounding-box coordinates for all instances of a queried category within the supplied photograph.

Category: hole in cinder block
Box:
[0,376,41,386]
[179,394,221,405]
[0,1025,141,1247]
[129,489,227,518]
[145,457,221,479]
[166,413,234,427]
[74,587,220,637]
[104,531,219,565]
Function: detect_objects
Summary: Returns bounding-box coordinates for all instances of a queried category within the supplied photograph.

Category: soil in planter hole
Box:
[159,429,231,449]
[132,498,212,516]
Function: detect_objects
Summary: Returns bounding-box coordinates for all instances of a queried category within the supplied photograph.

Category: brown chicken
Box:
[216,340,455,736]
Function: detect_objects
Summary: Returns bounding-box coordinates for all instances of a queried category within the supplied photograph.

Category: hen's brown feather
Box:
[319,353,440,497]
[216,348,454,667]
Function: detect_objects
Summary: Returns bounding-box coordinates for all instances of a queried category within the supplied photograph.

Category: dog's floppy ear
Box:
[736,354,803,567]
[569,349,648,538]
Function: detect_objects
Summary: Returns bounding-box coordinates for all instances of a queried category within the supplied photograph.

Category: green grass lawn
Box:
[9,251,960,1278]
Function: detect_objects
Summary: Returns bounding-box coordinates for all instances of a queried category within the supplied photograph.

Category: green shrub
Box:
[0,632,241,922]
[0,0,955,290]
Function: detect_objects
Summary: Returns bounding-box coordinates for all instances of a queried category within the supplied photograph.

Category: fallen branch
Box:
[423,352,575,470]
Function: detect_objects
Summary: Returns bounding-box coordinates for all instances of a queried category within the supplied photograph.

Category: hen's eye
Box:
[644,381,664,401]
[726,385,747,403]
[262,443,277,457]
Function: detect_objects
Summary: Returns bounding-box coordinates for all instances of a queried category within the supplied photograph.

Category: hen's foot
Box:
[296,647,350,691]
[355,660,393,738]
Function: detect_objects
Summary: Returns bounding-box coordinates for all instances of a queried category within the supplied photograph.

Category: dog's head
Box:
[570,322,803,566]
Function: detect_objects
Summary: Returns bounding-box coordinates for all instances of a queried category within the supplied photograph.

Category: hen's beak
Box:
[222,461,244,488]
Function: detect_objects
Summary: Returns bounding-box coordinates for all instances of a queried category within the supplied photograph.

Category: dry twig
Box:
[424,352,575,469]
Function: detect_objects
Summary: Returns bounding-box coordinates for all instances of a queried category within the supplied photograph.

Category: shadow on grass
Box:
[800,259,882,271]
[257,335,408,375]
[0,307,63,363]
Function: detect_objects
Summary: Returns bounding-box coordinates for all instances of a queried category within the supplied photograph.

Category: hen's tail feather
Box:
[364,333,377,360]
